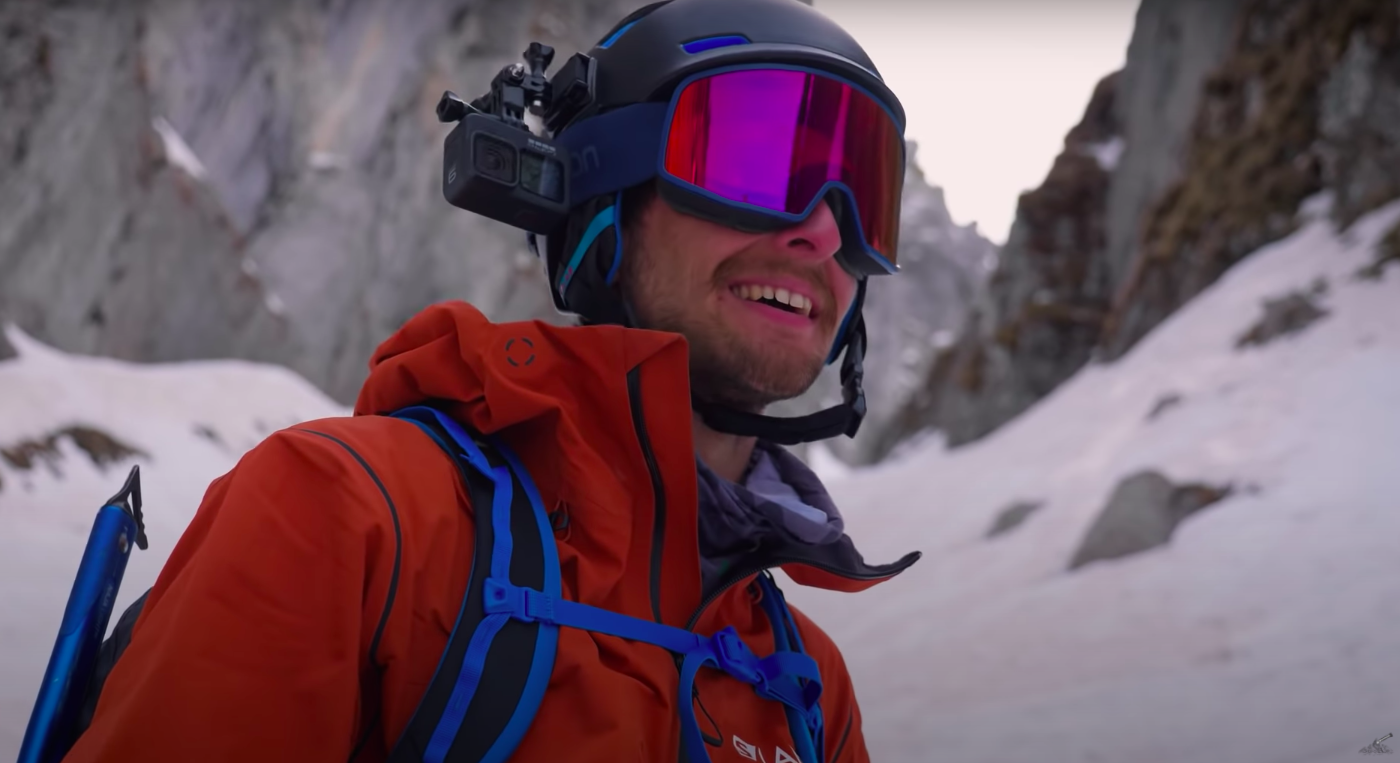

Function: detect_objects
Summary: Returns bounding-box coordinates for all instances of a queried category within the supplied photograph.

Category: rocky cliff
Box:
[0,0,648,402]
[0,0,988,460]
[882,0,1400,456]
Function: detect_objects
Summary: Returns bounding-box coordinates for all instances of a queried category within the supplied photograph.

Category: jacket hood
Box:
[355,300,682,430]
[354,301,695,536]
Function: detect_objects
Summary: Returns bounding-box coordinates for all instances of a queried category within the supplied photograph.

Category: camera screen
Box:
[520,150,564,203]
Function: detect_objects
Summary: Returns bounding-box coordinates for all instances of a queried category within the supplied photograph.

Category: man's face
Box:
[621,188,859,412]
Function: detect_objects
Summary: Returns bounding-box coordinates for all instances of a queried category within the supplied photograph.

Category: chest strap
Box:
[389,406,824,763]
[485,576,823,759]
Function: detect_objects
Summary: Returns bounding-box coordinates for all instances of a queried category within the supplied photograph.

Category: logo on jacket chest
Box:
[731,735,798,763]
[504,336,536,367]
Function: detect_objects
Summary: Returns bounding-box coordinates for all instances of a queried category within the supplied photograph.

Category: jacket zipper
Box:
[626,368,667,624]
[685,566,765,631]
[623,370,712,763]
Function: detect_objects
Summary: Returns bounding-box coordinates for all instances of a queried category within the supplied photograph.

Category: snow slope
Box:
[789,195,1400,763]
[0,332,347,758]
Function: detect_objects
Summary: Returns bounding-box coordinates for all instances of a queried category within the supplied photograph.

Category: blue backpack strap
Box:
[387,405,824,763]
[483,578,825,763]
[386,406,561,763]
[756,573,825,763]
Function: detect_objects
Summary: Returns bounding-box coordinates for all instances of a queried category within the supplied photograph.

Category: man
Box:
[63,0,919,761]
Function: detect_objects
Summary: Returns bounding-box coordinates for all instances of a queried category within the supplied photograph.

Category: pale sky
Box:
[816,0,1140,244]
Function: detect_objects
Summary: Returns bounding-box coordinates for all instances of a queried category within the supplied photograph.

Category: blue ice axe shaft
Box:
[17,465,147,763]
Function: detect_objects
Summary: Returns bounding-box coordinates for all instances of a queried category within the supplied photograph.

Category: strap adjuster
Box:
[483,578,556,623]
[710,627,764,688]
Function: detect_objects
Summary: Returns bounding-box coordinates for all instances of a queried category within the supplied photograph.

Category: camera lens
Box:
[473,133,517,185]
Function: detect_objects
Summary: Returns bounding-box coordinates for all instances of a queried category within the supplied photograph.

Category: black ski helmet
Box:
[541,0,906,446]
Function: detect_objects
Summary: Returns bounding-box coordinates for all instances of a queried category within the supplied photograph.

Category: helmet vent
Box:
[680,35,751,54]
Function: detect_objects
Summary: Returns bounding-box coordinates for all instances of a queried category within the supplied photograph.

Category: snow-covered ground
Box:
[0,333,346,757]
[2,195,1398,762]
[790,195,1400,763]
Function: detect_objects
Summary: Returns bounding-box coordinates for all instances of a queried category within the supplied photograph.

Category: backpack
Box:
[58,406,827,763]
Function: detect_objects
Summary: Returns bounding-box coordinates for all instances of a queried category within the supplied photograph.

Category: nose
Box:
[774,198,843,263]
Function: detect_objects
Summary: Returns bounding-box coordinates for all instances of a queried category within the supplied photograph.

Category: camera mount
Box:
[434,43,597,234]
[436,42,595,132]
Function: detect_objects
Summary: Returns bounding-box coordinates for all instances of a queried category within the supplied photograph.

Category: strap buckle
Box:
[483,578,556,624]
[709,627,764,688]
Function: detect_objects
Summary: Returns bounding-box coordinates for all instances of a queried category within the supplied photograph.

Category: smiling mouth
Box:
[729,283,814,318]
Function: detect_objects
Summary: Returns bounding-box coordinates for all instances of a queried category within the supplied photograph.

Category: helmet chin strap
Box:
[691,314,868,446]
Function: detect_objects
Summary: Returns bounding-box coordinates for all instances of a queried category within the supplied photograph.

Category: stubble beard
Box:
[686,311,827,412]
[625,263,828,414]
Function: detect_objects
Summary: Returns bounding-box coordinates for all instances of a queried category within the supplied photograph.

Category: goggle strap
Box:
[555,102,667,203]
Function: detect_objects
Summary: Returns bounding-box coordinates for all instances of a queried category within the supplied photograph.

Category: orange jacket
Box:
[65,301,915,763]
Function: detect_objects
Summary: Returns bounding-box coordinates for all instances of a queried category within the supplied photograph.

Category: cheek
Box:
[830,269,859,320]
[624,221,715,324]
[655,217,747,298]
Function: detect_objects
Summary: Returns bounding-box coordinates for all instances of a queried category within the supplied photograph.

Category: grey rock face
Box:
[0,1,295,370]
[1068,470,1230,571]
[884,0,1400,456]
[1100,0,1400,360]
[1316,24,1400,229]
[0,0,650,404]
[1100,0,1248,295]
[914,0,1247,452]
[986,500,1043,539]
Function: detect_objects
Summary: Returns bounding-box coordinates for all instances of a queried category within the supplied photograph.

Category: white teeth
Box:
[730,284,813,317]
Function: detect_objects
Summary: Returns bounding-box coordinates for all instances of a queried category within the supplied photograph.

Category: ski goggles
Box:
[558,64,907,277]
